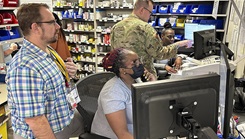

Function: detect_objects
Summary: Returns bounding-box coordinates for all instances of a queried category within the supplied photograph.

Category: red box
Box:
[3,0,18,7]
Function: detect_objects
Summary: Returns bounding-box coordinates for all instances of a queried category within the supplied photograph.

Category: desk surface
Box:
[0,84,7,105]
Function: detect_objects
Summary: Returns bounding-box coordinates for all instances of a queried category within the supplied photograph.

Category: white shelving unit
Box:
[152,0,231,43]
[52,0,231,78]
[52,0,133,78]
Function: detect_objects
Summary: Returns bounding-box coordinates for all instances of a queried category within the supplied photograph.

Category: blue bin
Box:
[62,10,69,18]
[9,27,20,39]
[152,5,158,14]
[150,19,157,27]
[170,4,192,14]
[158,5,170,14]
[0,30,10,41]
[158,18,168,26]
[175,34,184,40]
[191,4,213,14]
[192,19,201,23]
[200,19,223,29]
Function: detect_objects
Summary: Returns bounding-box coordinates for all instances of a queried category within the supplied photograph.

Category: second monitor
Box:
[132,74,220,139]
[194,29,217,60]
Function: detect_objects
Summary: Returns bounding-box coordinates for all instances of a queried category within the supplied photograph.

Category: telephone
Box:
[186,55,220,65]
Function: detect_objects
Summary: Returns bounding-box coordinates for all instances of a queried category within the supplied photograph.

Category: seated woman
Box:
[91,48,156,139]
[154,22,185,79]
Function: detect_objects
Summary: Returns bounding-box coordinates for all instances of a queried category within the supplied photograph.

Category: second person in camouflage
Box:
[110,0,192,78]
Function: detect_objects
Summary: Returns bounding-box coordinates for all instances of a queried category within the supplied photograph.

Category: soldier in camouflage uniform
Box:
[110,0,191,78]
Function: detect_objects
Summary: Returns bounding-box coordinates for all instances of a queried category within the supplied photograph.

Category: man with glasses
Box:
[6,3,83,139]
[110,0,191,78]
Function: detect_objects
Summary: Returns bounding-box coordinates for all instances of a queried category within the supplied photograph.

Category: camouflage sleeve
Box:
[110,26,115,50]
[144,24,178,60]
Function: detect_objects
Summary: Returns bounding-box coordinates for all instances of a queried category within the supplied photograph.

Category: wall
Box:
[226,0,245,78]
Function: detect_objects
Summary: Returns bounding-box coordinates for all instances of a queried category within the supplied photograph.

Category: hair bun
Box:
[163,22,172,29]
[102,48,123,71]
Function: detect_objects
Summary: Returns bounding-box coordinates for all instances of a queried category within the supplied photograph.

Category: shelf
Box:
[68,41,96,45]
[96,6,133,10]
[153,13,227,17]
[216,29,225,32]
[154,26,224,32]
[154,26,184,29]
[70,51,95,55]
[53,6,93,10]
[76,60,96,64]
[97,43,111,47]
[97,52,108,55]
[0,24,19,29]
[68,41,111,47]
[0,37,23,44]
[64,29,98,34]
[97,19,122,23]
[62,18,94,22]
[0,7,17,10]
[77,69,95,74]
[153,0,228,2]
[0,116,9,127]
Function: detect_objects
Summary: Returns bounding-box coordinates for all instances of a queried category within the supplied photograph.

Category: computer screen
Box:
[184,23,216,43]
[194,29,216,60]
[132,74,220,139]
[219,43,235,138]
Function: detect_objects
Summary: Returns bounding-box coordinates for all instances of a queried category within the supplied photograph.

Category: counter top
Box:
[0,84,7,105]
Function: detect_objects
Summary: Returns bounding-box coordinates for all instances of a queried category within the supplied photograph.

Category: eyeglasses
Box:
[124,57,143,69]
[36,19,57,25]
[143,7,153,15]
[166,35,175,39]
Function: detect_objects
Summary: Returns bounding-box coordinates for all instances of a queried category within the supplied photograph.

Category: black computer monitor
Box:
[219,43,235,138]
[132,74,220,139]
[194,29,216,60]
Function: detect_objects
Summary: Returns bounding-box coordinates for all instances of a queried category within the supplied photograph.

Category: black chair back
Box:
[76,72,115,133]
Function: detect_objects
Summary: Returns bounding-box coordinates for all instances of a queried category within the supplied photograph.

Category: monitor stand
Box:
[179,113,219,139]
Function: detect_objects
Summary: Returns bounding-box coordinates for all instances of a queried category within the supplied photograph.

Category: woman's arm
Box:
[106,110,134,139]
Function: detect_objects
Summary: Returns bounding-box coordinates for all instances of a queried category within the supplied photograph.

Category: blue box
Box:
[152,5,158,14]
[9,27,20,39]
[157,18,168,26]
[158,5,170,14]
[200,19,223,29]
[191,4,213,14]
[0,30,10,41]
[175,34,184,40]
[170,4,192,14]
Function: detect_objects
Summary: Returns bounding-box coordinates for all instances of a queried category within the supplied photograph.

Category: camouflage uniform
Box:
[111,14,179,77]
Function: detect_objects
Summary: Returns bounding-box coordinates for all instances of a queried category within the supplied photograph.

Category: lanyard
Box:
[48,47,70,83]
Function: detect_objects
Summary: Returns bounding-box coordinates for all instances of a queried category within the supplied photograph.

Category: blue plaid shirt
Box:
[6,39,74,139]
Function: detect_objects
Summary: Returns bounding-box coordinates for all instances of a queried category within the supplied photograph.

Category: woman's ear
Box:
[119,68,127,75]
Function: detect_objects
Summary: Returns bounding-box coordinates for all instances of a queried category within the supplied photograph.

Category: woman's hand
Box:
[165,65,177,73]
[65,57,77,78]
[143,69,157,81]
[173,57,182,70]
